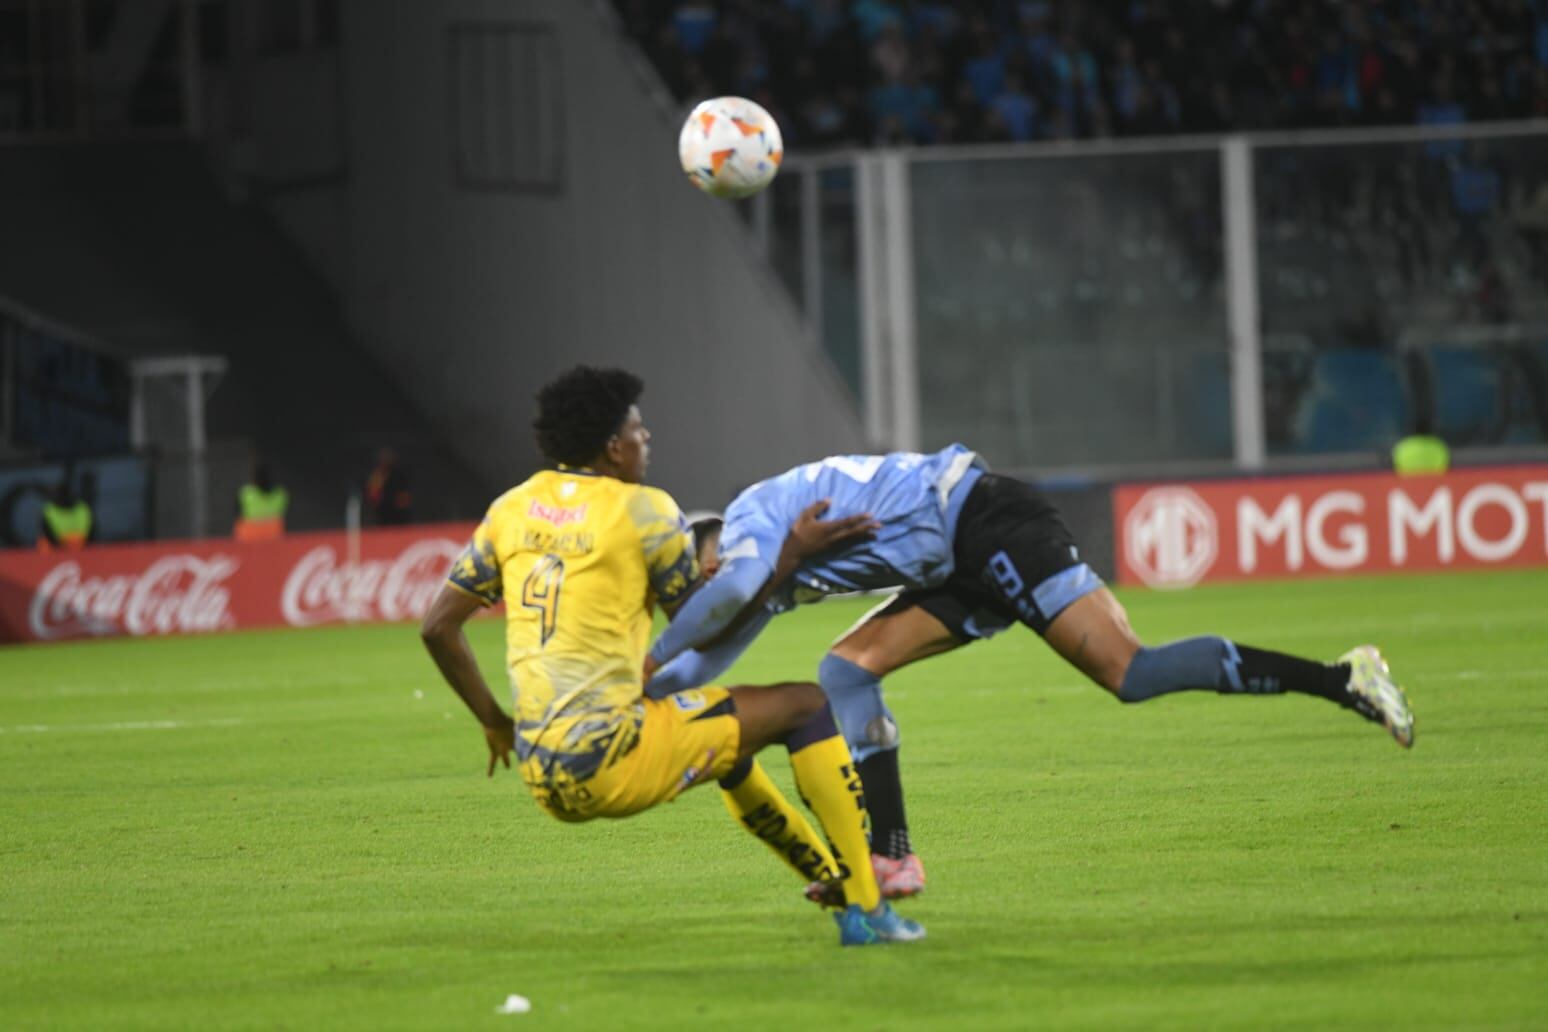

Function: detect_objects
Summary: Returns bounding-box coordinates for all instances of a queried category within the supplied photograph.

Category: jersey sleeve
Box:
[629,487,699,609]
[446,512,503,606]
[717,498,786,570]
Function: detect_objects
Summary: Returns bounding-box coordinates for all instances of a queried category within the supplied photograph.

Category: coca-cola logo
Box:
[28,556,238,639]
[281,539,463,626]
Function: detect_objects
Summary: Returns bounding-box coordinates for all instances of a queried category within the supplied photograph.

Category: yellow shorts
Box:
[525,686,741,822]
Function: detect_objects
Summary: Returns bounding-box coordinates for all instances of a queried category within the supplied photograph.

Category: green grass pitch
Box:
[3,569,1546,1029]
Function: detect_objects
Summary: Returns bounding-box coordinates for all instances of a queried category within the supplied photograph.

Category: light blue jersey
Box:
[645,444,985,697]
[719,445,985,611]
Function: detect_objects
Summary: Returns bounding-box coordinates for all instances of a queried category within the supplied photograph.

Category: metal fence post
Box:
[1222,136,1265,469]
[856,153,890,448]
[879,151,919,452]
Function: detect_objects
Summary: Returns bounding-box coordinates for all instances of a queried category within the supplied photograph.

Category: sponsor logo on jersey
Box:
[528,500,588,527]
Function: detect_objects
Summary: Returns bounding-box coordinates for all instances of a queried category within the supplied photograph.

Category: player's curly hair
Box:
[533,366,645,467]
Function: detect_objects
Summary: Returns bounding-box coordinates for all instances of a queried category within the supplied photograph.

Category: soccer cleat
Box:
[804,853,927,906]
[1338,645,1415,748]
[804,877,846,909]
[834,902,927,946]
[872,852,926,899]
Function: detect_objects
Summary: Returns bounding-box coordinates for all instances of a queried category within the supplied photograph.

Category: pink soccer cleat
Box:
[872,852,926,899]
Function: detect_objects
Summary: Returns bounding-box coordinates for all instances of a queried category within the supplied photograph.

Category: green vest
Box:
[240,484,290,521]
[43,500,92,544]
[1392,435,1450,475]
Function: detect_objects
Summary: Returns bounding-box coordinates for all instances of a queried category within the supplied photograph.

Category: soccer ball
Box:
[678,97,783,200]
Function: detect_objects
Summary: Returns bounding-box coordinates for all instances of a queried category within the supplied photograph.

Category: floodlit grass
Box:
[2,569,1545,1029]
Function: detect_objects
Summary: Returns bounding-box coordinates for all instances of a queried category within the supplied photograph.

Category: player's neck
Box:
[558,461,631,482]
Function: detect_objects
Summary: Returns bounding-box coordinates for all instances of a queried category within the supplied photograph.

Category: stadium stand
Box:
[613,1,1548,456]
[613,0,1548,147]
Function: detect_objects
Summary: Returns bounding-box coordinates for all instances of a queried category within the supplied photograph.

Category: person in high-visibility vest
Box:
[1392,414,1450,475]
[38,480,93,551]
[234,463,289,542]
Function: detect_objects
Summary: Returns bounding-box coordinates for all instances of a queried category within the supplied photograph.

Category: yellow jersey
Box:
[446,467,699,789]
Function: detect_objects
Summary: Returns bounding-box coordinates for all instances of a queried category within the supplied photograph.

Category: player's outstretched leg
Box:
[820,601,968,899]
[819,653,924,899]
[729,683,925,945]
[817,600,969,900]
[1044,589,1417,748]
[718,757,843,886]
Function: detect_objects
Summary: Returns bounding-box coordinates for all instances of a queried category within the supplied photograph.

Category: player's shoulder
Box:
[482,481,537,522]
[625,484,686,528]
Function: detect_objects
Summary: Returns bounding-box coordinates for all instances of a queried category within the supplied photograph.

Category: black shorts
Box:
[879,473,1103,639]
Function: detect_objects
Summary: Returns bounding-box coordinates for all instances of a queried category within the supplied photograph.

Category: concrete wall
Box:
[332,0,864,510]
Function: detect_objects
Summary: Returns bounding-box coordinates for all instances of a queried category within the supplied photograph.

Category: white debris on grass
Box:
[495,994,531,1015]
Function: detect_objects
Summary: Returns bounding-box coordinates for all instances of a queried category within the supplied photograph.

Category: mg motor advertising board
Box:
[0,523,477,643]
[1115,466,1548,588]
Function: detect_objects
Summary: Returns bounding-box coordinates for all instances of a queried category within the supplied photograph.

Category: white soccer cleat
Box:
[1338,645,1415,749]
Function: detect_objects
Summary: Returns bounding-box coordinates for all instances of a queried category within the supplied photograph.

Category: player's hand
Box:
[786,499,880,560]
[483,715,515,777]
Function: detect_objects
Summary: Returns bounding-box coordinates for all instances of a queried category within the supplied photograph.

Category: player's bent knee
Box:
[817,653,896,760]
[778,681,827,727]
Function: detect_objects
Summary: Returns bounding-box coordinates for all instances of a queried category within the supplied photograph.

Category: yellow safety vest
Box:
[239,485,289,521]
[41,501,92,550]
[1392,435,1450,475]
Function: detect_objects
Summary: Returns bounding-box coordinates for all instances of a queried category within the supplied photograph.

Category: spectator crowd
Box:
[614,0,1548,147]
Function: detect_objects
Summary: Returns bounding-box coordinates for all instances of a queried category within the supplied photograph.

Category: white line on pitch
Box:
[0,718,245,734]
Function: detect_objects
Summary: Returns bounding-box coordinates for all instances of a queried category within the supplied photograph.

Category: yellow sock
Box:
[722,760,840,884]
[788,735,881,911]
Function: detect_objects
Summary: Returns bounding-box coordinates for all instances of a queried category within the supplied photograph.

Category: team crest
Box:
[672,691,707,712]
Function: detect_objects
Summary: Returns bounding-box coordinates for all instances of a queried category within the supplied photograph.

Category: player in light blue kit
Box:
[647,445,1416,903]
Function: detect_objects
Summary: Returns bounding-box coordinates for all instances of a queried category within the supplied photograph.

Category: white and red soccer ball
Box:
[678,96,783,200]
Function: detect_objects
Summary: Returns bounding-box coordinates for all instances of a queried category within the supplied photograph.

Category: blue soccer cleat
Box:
[834,902,927,946]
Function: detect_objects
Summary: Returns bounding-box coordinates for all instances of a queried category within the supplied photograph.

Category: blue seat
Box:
[1295,348,1409,453]
[1428,347,1503,444]
[1176,350,1233,457]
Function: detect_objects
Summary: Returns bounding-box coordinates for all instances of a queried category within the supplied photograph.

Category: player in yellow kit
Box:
[419,365,924,945]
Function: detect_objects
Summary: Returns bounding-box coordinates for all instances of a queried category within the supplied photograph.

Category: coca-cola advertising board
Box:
[0,523,478,644]
[1114,465,1548,588]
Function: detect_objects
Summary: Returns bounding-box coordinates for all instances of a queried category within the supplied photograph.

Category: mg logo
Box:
[1125,487,1219,588]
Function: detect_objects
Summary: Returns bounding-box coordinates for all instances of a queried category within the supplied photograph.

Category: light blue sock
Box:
[1119,636,1238,703]
[817,653,898,762]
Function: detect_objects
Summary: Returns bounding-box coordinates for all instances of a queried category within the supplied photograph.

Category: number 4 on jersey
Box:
[521,554,565,645]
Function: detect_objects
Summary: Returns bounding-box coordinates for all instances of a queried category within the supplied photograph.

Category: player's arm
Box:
[421,585,514,776]
[645,500,877,676]
[645,607,774,697]
[420,522,514,776]
[712,499,878,646]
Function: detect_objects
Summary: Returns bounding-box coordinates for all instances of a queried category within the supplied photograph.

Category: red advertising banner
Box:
[0,522,479,644]
[1114,465,1548,587]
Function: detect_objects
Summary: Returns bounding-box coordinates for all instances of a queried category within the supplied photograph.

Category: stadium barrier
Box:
[0,522,477,644]
[1114,465,1548,588]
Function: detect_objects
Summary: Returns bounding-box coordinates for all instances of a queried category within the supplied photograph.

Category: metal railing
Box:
[767,117,1548,474]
